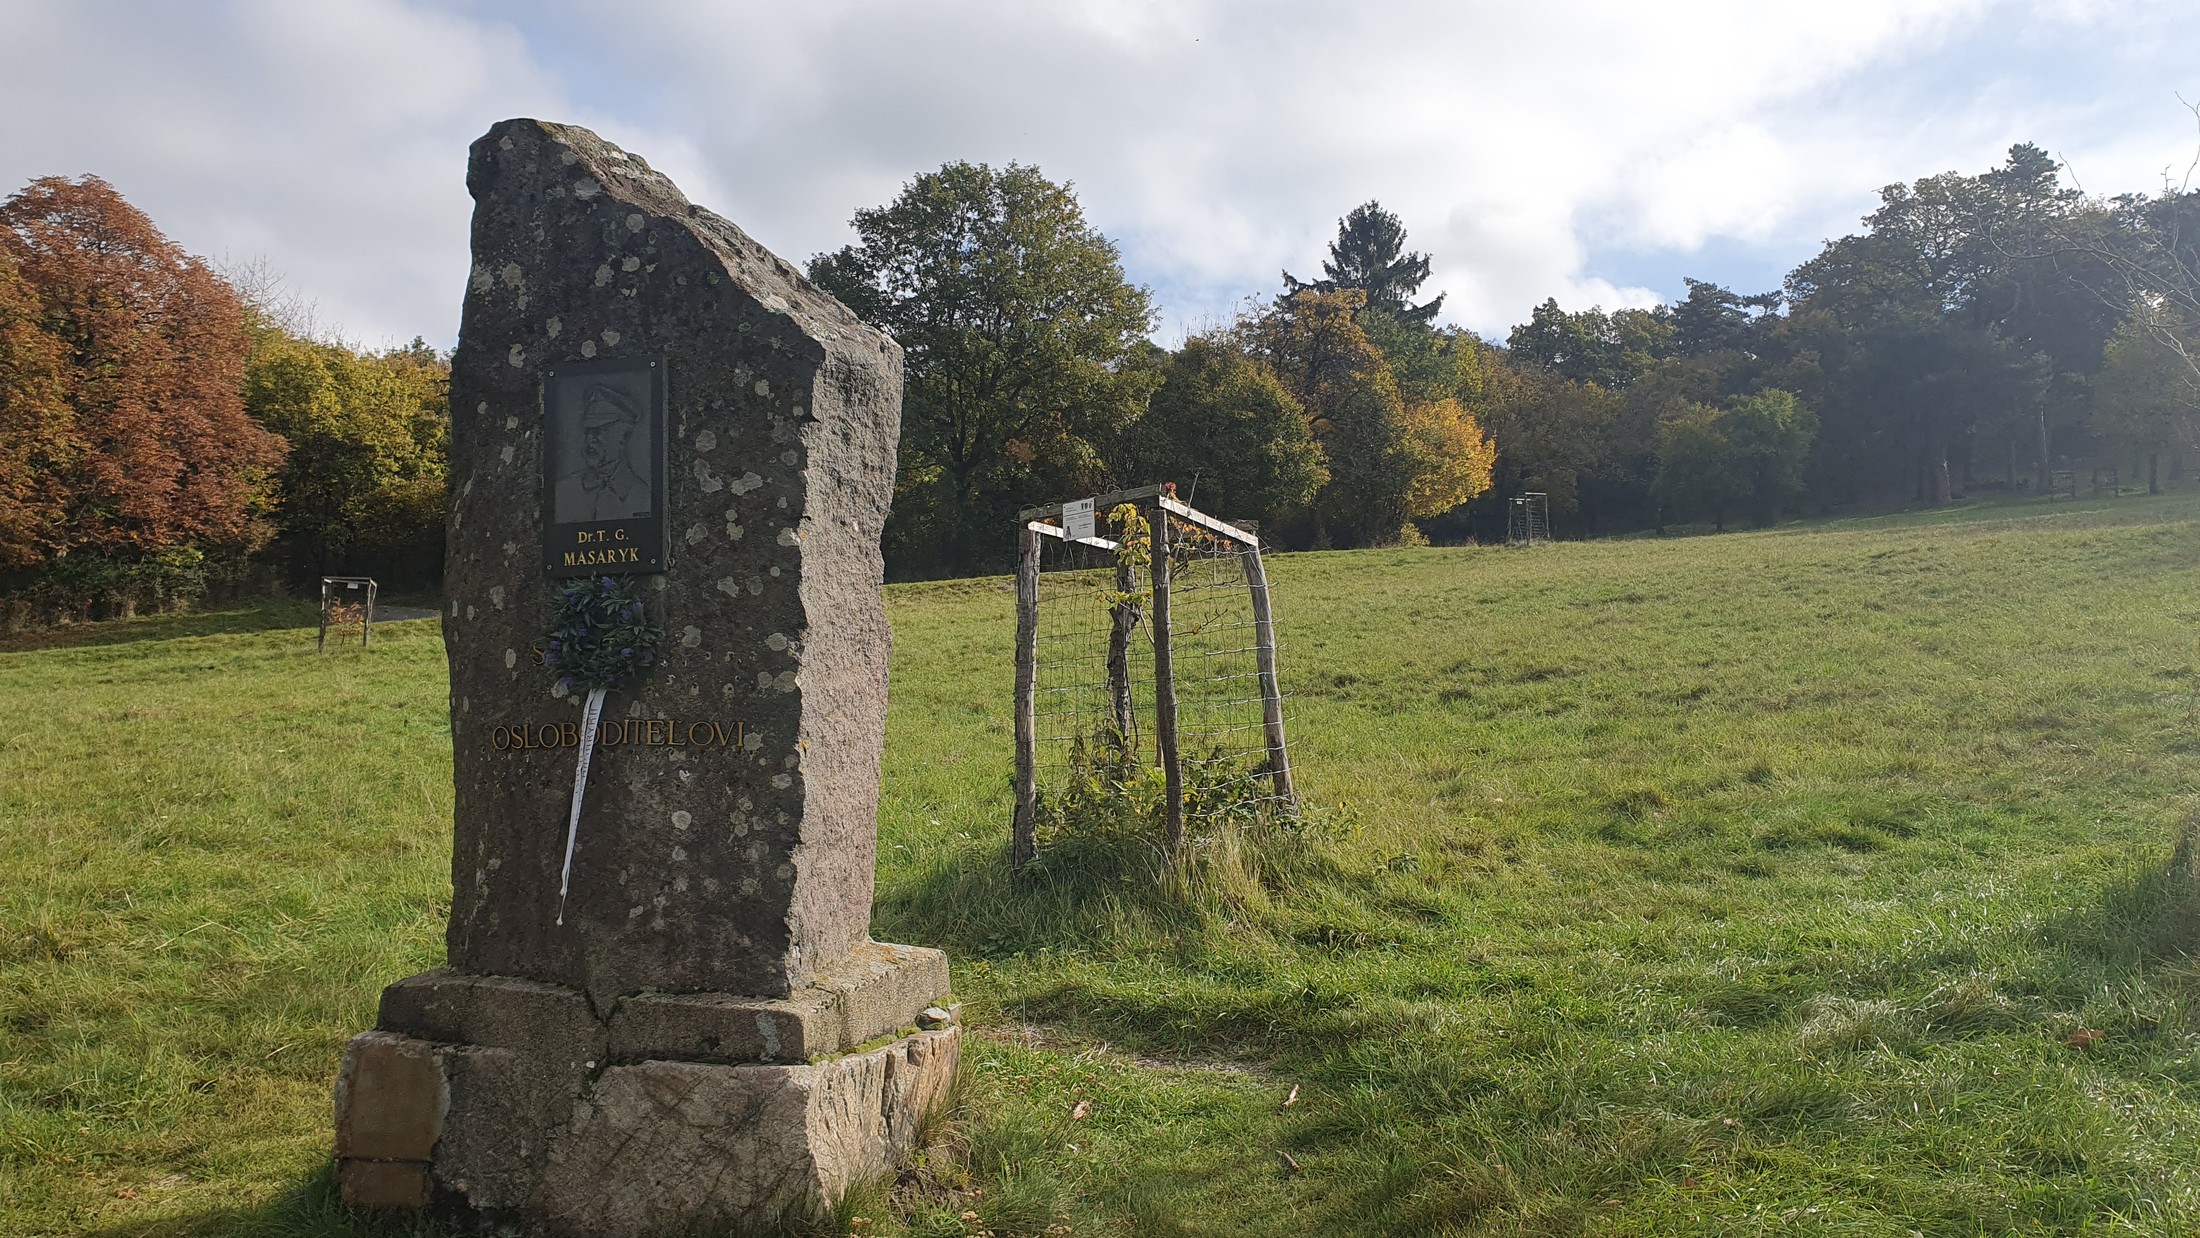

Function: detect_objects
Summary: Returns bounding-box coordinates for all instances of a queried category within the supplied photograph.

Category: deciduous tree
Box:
[1653,390,1816,529]
[1651,404,1737,531]
[1507,299,1673,390]
[0,176,283,562]
[2092,301,2198,492]
[1256,289,1415,545]
[0,252,69,568]
[809,162,1156,575]
[1398,396,1496,519]
[1478,359,1625,526]
[1119,334,1326,525]
[242,328,447,580]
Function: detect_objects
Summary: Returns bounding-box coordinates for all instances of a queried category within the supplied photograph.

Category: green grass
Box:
[6,491,2200,1235]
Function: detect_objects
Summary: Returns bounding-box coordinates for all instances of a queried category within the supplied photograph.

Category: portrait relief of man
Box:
[552,378,655,524]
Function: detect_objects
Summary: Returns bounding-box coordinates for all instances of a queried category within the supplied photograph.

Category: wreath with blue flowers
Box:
[543,575,663,695]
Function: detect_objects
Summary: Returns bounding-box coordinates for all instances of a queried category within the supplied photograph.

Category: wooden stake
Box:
[1107,547,1137,745]
[1243,545,1297,812]
[1011,523,1042,869]
[1151,505,1184,851]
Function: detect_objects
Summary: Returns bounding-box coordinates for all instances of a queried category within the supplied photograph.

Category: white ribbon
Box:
[558,686,608,925]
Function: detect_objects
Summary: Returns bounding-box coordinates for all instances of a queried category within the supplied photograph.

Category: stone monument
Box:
[331,119,957,1234]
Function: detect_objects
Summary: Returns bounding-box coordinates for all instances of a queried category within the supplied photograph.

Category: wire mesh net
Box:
[1033,526,1149,805]
[1159,514,1293,827]
[1029,504,1291,845]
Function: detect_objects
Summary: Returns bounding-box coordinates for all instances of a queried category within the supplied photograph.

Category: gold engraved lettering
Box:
[557,544,643,567]
[493,717,745,753]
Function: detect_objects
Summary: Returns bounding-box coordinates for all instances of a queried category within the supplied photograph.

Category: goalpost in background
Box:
[1010,483,1297,869]
[1507,492,1551,546]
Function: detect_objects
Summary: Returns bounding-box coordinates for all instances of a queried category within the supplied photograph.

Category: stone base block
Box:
[379,941,949,1063]
[337,1158,432,1209]
[332,1031,446,1161]
[531,1027,960,1234]
[336,943,957,1234]
[334,1023,960,1232]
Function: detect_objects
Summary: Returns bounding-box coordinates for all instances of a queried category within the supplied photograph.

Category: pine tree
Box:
[1284,201,1444,326]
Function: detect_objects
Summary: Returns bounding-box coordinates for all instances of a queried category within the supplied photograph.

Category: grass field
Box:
[5,492,2200,1236]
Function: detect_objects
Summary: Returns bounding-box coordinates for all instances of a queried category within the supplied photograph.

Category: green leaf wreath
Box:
[543,575,663,694]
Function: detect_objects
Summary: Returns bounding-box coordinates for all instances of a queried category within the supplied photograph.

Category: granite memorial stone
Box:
[332,118,957,1234]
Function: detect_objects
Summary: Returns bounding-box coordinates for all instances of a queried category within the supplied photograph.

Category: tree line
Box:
[808,177,1498,573]
[815,142,2199,574]
[0,177,448,624]
[1488,142,2196,537]
[5,138,2196,616]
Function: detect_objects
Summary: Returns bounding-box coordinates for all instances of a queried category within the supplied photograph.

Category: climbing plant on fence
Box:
[1010,483,1297,869]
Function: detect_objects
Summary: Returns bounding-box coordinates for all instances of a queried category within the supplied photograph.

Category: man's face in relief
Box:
[583,411,633,473]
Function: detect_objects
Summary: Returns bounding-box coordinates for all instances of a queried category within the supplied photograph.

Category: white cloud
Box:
[4,0,2196,345]
[1,0,566,347]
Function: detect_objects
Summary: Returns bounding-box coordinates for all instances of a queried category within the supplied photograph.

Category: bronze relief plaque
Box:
[541,356,668,576]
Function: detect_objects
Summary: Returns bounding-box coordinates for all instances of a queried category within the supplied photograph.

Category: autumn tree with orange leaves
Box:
[0,176,285,617]
[1256,288,1494,546]
[0,250,69,569]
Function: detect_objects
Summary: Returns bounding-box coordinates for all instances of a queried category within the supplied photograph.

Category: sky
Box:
[4,0,2198,350]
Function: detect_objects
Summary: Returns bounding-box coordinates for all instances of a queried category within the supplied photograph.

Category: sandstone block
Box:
[811,941,953,1046]
[377,967,606,1065]
[527,1026,961,1235]
[607,941,950,1062]
[337,1158,431,1209]
[332,1031,445,1162]
[435,1043,590,1211]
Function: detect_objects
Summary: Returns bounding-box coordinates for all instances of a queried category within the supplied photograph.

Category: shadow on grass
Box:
[875,817,1353,967]
[0,601,321,654]
[82,1165,451,1238]
[2023,810,2200,1050]
[882,831,1166,950]
[0,600,442,654]
[2051,812,2200,954]
[84,1162,887,1238]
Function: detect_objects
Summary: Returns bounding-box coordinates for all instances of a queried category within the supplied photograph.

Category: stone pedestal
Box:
[335,947,958,1232]
[334,118,944,1234]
